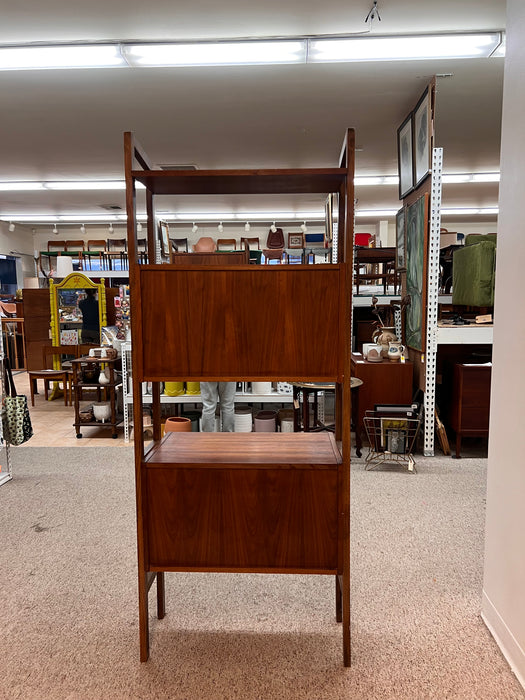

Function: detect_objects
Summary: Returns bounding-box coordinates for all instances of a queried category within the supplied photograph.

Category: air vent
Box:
[99,204,123,210]
[159,164,198,171]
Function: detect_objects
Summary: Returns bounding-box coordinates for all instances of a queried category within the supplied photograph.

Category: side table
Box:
[291,379,363,456]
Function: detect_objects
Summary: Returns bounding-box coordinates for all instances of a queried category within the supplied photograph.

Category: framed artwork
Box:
[325,193,334,241]
[288,233,304,248]
[405,193,429,353]
[413,87,432,188]
[397,113,414,199]
[158,220,170,258]
[395,206,406,271]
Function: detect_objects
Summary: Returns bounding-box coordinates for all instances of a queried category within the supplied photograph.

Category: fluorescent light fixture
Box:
[442,174,471,184]
[308,32,502,62]
[0,44,126,71]
[123,40,306,67]
[0,182,44,191]
[44,181,126,190]
[355,209,398,217]
[441,207,499,216]
[471,173,500,183]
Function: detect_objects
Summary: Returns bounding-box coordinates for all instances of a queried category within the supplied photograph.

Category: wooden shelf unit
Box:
[124,129,355,665]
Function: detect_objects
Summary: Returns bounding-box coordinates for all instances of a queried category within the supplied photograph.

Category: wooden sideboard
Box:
[350,353,414,440]
[450,362,491,458]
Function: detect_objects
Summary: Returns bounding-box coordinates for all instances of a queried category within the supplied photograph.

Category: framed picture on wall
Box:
[158,220,170,258]
[405,194,429,353]
[395,206,406,271]
[413,87,432,188]
[397,113,414,199]
[288,233,304,248]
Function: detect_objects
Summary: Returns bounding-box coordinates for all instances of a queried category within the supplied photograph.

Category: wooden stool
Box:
[28,369,71,406]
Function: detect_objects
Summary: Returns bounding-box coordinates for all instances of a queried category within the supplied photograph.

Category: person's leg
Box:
[218,381,236,432]
[200,382,219,432]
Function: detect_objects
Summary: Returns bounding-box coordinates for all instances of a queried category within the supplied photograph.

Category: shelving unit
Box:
[121,342,293,442]
[71,356,123,438]
[124,129,355,665]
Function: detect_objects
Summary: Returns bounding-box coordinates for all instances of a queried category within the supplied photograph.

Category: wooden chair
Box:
[27,345,73,407]
[106,238,128,270]
[216,238,237,251]
[47,240,66,252]
[240,237,260,250]
[263,249,284,264]
[137,238,148,263]
[170,238,188,252]
[64,240,85,270]
[83,240,107,270]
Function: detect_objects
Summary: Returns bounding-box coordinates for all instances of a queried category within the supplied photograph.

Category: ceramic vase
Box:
[372,326,398,358]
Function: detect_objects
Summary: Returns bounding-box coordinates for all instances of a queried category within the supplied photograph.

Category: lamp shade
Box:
[56,256,73,277]
[23,277,40,288]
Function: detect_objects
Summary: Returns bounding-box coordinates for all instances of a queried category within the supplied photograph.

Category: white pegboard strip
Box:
[423,148,443,456]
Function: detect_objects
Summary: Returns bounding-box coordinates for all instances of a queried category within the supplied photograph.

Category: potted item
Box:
[372,326,398,358]
[387,341,405,362]
[93,402,111,422]
[164,416,192,433]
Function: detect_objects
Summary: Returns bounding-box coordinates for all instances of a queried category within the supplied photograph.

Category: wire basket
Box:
[363,407,423,473]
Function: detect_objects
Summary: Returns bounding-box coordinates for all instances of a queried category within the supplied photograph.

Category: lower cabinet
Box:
[350,353,414,440]
[450,362,492,457]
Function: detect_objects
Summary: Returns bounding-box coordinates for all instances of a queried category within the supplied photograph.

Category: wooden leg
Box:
[455,433,462,459]
[138,571,150,662]
[30,377,36,406]
[157,572,166,619]
[335,575,342,623]
[342,568,351,667]
[62,374,68,406]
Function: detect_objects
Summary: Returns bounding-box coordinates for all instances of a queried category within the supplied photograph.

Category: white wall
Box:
[482,0,525,689]
[0,221,36,287]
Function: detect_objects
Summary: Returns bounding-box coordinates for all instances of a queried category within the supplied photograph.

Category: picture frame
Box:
[397,112,414,199]
[413,87,432,188]
[158,220,170,258]
[325,193,334,242]
[395,206,406,271]
[405,193,429,353]
[288,232,304,249]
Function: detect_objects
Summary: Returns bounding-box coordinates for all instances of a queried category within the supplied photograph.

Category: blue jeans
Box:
[200,382,236,432]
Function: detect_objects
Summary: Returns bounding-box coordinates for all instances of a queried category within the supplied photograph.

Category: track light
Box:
[270,221,277,233]
[244,222,251,232]
[52,224,58,234]
[8,222,15,232]
[108,223,114,233]
[218,221,224,233]
[80,223,86,234]
[192,222,198,233]
[136,221,143,233]
[300,221,308,233]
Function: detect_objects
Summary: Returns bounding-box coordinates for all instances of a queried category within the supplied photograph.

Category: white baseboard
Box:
[482,589,525,691]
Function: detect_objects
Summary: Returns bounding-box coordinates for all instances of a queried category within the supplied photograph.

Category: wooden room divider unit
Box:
[124,129,356,666]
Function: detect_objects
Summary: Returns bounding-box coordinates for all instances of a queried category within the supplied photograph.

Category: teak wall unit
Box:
[124,130,355,666]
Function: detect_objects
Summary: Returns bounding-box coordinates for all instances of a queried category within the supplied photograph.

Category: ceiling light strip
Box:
[0,32,504,71]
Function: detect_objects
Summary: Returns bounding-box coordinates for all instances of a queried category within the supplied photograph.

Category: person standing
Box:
[200,382,236,432]
[79,288,100,344]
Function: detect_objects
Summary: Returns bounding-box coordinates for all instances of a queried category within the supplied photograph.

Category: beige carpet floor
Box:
[0,446,523,700]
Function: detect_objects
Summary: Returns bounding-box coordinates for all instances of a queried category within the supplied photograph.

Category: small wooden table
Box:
[291,379,363,456]
[28,369,71,406]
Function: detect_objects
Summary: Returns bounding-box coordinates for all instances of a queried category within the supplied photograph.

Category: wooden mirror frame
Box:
[49,273,107,358]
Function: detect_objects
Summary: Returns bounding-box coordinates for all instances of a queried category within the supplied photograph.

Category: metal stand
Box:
[363,409,423,473]
[423,147,443,456]
[0,326,13,487]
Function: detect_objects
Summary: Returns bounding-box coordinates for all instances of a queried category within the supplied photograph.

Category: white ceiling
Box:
[0,0,506,228]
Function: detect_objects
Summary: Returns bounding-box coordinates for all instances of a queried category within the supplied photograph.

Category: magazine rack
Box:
[124,129,355,665]
[363,406,423,473]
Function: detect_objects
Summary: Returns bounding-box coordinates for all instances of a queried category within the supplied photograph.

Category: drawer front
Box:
[146,467,339,571]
